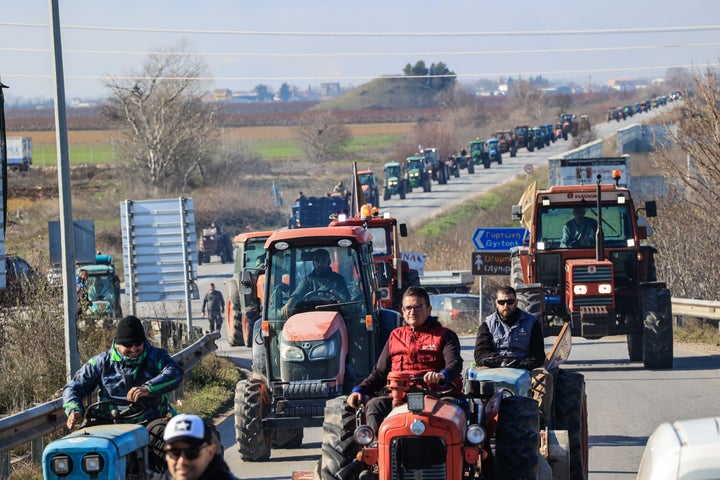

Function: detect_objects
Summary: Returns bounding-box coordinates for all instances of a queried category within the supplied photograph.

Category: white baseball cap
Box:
[163,414,209,447]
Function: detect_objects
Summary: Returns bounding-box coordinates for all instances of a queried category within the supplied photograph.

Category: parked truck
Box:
[510,170,672,369]
[5,136,32,171]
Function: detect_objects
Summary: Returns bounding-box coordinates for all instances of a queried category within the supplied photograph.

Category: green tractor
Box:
[77,254,122,319]
[383,162,407,200]
[405,156,431,192]
[468,139,487,171]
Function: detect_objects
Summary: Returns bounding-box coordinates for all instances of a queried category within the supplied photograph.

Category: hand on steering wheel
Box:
[302,290,343,303]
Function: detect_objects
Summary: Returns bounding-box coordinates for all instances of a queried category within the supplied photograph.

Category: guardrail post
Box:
[31,437,43,464]
[1,452,9,480]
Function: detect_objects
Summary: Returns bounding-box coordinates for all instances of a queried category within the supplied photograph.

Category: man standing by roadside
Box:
[201,283,224,332]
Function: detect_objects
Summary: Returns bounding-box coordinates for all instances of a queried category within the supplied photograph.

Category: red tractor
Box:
[510,171,673,369]
[329,205,420,312]
[225,230,273,347]
[316,327,588,480]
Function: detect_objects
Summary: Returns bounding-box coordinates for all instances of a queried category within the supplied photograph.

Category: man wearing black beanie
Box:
[62,315,184,471]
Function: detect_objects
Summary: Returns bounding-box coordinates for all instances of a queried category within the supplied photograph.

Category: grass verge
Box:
[173,354,240,418]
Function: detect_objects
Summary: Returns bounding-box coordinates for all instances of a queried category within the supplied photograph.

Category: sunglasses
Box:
[496,298,516,306]
[164,444,208,460]
[401,305,426,312]
[120,342,143,348]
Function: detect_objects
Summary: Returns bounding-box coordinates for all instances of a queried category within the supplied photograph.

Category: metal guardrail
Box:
[0,331,220,456]
[671,297,720,321]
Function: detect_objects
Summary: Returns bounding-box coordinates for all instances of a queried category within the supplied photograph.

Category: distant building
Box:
[231,91,259,102]
[319,82,341,98]
[212,89,233,101]
[607,79,646,92]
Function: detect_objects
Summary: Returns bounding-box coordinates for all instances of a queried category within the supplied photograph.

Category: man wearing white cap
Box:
[151,413,238,480]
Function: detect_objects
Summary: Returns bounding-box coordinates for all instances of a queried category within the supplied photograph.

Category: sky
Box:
[0,0,718,102]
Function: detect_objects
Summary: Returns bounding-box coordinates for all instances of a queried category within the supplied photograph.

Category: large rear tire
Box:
[320,396,360,480]
[235,379,271,461]
[272,427,304,449]
[495,396,539,480]
[641,287,673,369]
[553,370,589,480]
[226,280,244,347]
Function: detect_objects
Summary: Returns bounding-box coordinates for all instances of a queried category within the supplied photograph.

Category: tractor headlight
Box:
[82,454,103,474]
[354,425,375,445]
[280,344,305,361]
[51,455,72,475]
[573,285,588,295]
[410,419,426,436]
[466,424,486,445]
[598,284,612,294]
[536,241,546,251]
[308,338,338,360]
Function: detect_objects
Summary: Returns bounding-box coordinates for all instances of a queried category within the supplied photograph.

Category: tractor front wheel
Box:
[320,396,360,480]
[495,396,539,479]
[235,379,271,461]
[641,287,673,369]
[553,370,589,480]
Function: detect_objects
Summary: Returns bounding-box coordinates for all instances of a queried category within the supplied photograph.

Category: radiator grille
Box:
[572,265,612,282]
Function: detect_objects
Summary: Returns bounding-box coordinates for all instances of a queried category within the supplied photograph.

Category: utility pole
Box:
[49,0,80,379]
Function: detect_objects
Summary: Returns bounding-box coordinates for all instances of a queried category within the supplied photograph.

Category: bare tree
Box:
[650,66,720,299]
[102,41,217,191]
[509,79,546,122]
[297,110,351,163]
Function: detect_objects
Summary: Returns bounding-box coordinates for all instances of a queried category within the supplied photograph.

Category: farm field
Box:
[9,122,415,165]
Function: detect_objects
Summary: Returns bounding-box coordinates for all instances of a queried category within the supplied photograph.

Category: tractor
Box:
[494,130,517,157]
[485,138,502,168]
[76,254,122,319]
[468,139,488,169]
[225,230,273,347]
[510,171,673,369]
[315,325,588,480]
[421,147,449,185]
[405,156,431,192]
[358,169,381,208]
[198,225,232,264]
[233,226,402,461]
[382,162,407,200]
[330,205,419,312]
[514,126,535,152]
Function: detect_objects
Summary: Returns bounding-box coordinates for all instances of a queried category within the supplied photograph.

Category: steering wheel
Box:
[82,399,146,427]
[301,290,343,303]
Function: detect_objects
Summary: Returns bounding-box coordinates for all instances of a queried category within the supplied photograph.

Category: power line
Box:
[1,20,720,37]
[1,42,719,58]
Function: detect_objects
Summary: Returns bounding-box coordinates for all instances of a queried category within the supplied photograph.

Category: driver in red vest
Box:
[347,286,463,435]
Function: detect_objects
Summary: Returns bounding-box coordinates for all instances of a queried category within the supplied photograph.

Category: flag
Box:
[350,162,365,216]
[517,180,537,232]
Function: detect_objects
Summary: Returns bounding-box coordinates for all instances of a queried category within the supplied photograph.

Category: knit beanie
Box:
[115,316,147,345]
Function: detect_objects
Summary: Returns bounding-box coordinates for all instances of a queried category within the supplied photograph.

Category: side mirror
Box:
[239,269,253,295]
[511,204,523,222]
[376,262,391,288]
[644,201,657,218]
[399,223,408,237]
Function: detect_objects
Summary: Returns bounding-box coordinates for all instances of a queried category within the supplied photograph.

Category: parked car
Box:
[2,256,40,304]
[636,416,720,479]
[428,293,480,330]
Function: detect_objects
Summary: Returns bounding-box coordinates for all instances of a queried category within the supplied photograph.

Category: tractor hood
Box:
[279,311,349,385]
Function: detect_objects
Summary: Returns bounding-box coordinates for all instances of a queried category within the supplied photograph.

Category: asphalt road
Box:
[146,107,695,479]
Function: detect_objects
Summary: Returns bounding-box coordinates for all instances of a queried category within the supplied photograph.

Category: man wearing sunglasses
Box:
[63,315,184,470]
[152,414,237,480]
[474,286,553,427]
[347,286,463,438]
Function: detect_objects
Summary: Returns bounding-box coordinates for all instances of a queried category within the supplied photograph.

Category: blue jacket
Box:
[63,341,184,422]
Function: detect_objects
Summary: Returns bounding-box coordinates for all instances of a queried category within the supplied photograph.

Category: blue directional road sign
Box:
[472,228,526,251]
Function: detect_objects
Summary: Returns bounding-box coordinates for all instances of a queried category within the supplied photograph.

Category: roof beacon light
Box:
[360,204,373,220]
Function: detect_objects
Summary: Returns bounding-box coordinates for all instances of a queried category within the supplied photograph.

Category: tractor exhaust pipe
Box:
[595,175,604,261]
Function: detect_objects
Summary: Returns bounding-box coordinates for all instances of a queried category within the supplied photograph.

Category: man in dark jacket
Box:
[474,285,553,426]
[201,283,225,332]
[63,315,184,471]
[151,414,238,480]
[347,286,463,434]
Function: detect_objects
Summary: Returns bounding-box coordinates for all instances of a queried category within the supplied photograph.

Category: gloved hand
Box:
[481,355,504,368]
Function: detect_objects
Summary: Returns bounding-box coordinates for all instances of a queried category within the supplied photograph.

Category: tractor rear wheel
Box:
[383,189,390,201]
[468,163,475,174]
[226,280,244,347]
[235,378,271,461]
[627,332,643,361]
[641,287,673,369]
[553,370,589,480]
[495,396,539,479]
[320,396,360,480]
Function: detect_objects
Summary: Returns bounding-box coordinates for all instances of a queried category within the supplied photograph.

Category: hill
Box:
[314,77,451,111]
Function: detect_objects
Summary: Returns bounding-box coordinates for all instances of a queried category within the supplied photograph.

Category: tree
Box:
[101,41,217,191]
[403,60,456,91]
[278,83,292,102]
[509,78,546,121]
[650,66,720,299]
[253,84,274,102]
[297,110,351,163]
